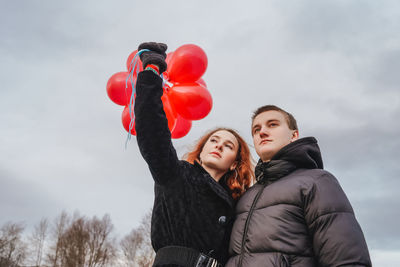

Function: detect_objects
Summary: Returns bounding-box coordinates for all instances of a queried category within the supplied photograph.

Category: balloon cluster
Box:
[106,44,213,139]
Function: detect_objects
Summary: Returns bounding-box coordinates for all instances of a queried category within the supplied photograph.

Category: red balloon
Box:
[109,44,211,139]
[107,72,133,106]
[168,82,213,120]
[196,78,207,88]
[161,93,178,131]
[166,52,174,65]
[162,52,174,81]
[168,44,208,83]
[126,50,143,73]
[171,116,192,139]
[122,106,136,135]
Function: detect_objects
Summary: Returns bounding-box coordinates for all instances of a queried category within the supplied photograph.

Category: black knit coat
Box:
[226,137,371,267]
[135,71,235,265]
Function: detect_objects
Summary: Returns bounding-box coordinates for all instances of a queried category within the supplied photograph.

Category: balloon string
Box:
[124,49,148,148]
[124,49,169,149]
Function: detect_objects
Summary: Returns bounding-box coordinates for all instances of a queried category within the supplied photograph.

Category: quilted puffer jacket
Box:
[226,137,371,267]
[135,71,235,265]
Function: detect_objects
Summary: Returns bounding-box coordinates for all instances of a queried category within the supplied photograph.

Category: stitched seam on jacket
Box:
[236,202,301,215]
[243,251,314,257]
[309,211,354,227]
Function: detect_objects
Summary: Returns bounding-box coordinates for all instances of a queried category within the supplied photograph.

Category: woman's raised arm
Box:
[135,69,182,185]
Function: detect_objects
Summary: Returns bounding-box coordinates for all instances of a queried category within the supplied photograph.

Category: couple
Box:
[134,42,371,267]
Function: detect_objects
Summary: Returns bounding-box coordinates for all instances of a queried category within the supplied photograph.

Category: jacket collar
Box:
[255,159,297,184]
[255,137,323,184]
[194,161,234,208]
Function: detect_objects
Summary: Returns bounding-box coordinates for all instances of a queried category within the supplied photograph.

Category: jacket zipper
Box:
[238,178,266,267]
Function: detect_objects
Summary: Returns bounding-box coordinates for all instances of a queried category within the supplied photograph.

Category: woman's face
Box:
[199,130,239,173]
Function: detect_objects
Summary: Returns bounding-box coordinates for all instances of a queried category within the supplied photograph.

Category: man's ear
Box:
[291,130,299,142]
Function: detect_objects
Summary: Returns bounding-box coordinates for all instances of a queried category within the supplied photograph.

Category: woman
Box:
[134,42,254,266]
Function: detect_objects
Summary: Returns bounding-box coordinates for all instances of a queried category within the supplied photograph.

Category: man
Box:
[226,105,371,267]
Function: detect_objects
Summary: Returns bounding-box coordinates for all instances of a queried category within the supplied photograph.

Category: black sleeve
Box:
[303,172,372,267]
[134,70,181,185]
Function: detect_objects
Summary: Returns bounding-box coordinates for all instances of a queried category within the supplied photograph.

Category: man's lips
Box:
[260,139,272,145]
[210,152,221,158]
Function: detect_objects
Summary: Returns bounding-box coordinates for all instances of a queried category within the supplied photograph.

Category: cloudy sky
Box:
[1,0,399,265]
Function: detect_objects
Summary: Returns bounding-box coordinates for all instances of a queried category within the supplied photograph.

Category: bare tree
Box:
[136,211,154,267]
[120,211,155,267]
[0,222,27,267]
[59,216,89,267]
[45,211,116,267]
[86,214,116,267]
[120,229,143,267]
[27,218,49,267]
[0,210,155,266]
[46,210,70,267]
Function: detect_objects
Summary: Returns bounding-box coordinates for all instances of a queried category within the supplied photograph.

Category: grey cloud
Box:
[353,196,400,250]
[364,49,400,92]
[277,0,394,53]
[0,168,59,225]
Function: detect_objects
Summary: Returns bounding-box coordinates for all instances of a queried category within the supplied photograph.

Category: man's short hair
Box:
[251,105,298,131]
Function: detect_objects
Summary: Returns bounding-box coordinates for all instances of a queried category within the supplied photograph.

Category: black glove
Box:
[138,42,168,73]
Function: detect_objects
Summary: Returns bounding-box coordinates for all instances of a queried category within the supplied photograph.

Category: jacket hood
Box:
[255,137,323,183]
[272,136,323,169]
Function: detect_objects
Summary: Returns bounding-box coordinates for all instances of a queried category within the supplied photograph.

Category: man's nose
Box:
[259,126,269,137]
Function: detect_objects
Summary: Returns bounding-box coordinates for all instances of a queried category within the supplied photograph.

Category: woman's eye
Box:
[225,144,232,149]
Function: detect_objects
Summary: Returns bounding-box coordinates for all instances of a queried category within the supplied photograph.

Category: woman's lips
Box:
[210,152,221,158]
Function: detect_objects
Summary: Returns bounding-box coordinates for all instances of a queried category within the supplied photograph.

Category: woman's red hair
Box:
[184,128,254,199]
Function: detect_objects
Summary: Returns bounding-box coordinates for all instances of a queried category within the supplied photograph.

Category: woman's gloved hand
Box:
[138,42,168,73]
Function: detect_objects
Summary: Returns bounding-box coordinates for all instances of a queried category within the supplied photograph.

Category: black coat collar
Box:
[194,161,234,208]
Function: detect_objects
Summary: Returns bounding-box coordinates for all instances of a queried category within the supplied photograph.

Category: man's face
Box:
[252,110,299,162]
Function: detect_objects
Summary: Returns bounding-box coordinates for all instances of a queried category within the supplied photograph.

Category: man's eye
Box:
[253,128,260,133]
